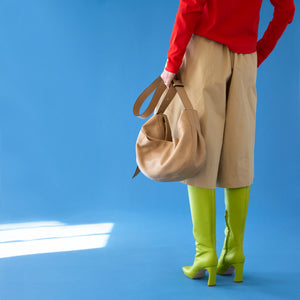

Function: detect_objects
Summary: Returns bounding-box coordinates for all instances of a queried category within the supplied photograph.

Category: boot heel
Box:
[232,263,244,282]
[206,266,217,286]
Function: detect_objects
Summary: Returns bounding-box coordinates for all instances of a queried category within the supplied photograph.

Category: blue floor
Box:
[1,184,299,300]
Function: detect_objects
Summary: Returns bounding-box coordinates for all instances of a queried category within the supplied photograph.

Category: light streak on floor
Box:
[0,221,114,258]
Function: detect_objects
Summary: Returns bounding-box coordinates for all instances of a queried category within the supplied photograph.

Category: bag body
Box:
[132,76,206,182]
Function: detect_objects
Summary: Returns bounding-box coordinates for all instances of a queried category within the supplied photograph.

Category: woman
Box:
[160,0,295,285]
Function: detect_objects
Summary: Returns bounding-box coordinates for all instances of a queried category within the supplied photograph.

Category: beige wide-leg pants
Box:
[157,34,258,189]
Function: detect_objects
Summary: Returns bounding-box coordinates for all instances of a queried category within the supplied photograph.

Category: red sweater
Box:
[165,0,296,73]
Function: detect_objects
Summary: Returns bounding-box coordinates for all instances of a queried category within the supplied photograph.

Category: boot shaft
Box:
[221,185,251,262]
[187,186,217,252]
[224,186,250,245]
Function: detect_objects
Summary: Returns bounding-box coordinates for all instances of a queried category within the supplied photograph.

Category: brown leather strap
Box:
[133,76,167,119]
[156,84,177,114]
[172,79,193,110]
[133,76,194,119]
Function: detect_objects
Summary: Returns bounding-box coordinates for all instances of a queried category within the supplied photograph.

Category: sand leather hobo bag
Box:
[132,75,206,182]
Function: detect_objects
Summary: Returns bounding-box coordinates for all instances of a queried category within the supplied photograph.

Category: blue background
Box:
[0,0,299,299]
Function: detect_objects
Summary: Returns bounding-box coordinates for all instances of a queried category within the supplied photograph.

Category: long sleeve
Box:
[256,0,295,67]
[165,0,207,74]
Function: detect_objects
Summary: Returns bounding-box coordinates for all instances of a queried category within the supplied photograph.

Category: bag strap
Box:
[172,79,194,110]
[133,76,194,119]
[133,76,167,119]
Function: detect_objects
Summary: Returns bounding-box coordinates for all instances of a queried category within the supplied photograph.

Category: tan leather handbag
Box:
[132,75,206,182]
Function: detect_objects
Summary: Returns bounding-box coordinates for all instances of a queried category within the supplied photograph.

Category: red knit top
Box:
[164,0,295,73]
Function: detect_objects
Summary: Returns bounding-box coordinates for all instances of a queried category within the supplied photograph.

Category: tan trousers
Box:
[157,34,258,189]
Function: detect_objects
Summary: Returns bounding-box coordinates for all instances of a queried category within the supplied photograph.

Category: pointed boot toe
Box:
[182,265,205,279]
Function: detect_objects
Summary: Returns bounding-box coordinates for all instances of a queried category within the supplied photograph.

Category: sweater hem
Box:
[193,31,257,55]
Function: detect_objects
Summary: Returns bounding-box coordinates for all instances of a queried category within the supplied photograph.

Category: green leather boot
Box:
[182,185,218,286]
[217,185,251,282]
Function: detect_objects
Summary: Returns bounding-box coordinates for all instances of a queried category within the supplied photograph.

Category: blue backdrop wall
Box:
[0,0,298,222]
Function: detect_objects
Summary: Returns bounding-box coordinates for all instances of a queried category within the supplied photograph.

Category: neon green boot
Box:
[182,185,218,286]
[217,185,251,283]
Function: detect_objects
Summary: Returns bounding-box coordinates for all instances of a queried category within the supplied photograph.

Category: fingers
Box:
[161,69,176,88]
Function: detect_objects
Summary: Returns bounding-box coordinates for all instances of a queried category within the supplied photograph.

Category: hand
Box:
[160,68,176,89]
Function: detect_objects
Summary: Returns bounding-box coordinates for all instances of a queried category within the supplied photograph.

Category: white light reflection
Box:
[0,221,114,258]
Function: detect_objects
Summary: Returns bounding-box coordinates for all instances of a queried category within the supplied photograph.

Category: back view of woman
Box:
[160,0,295,285]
